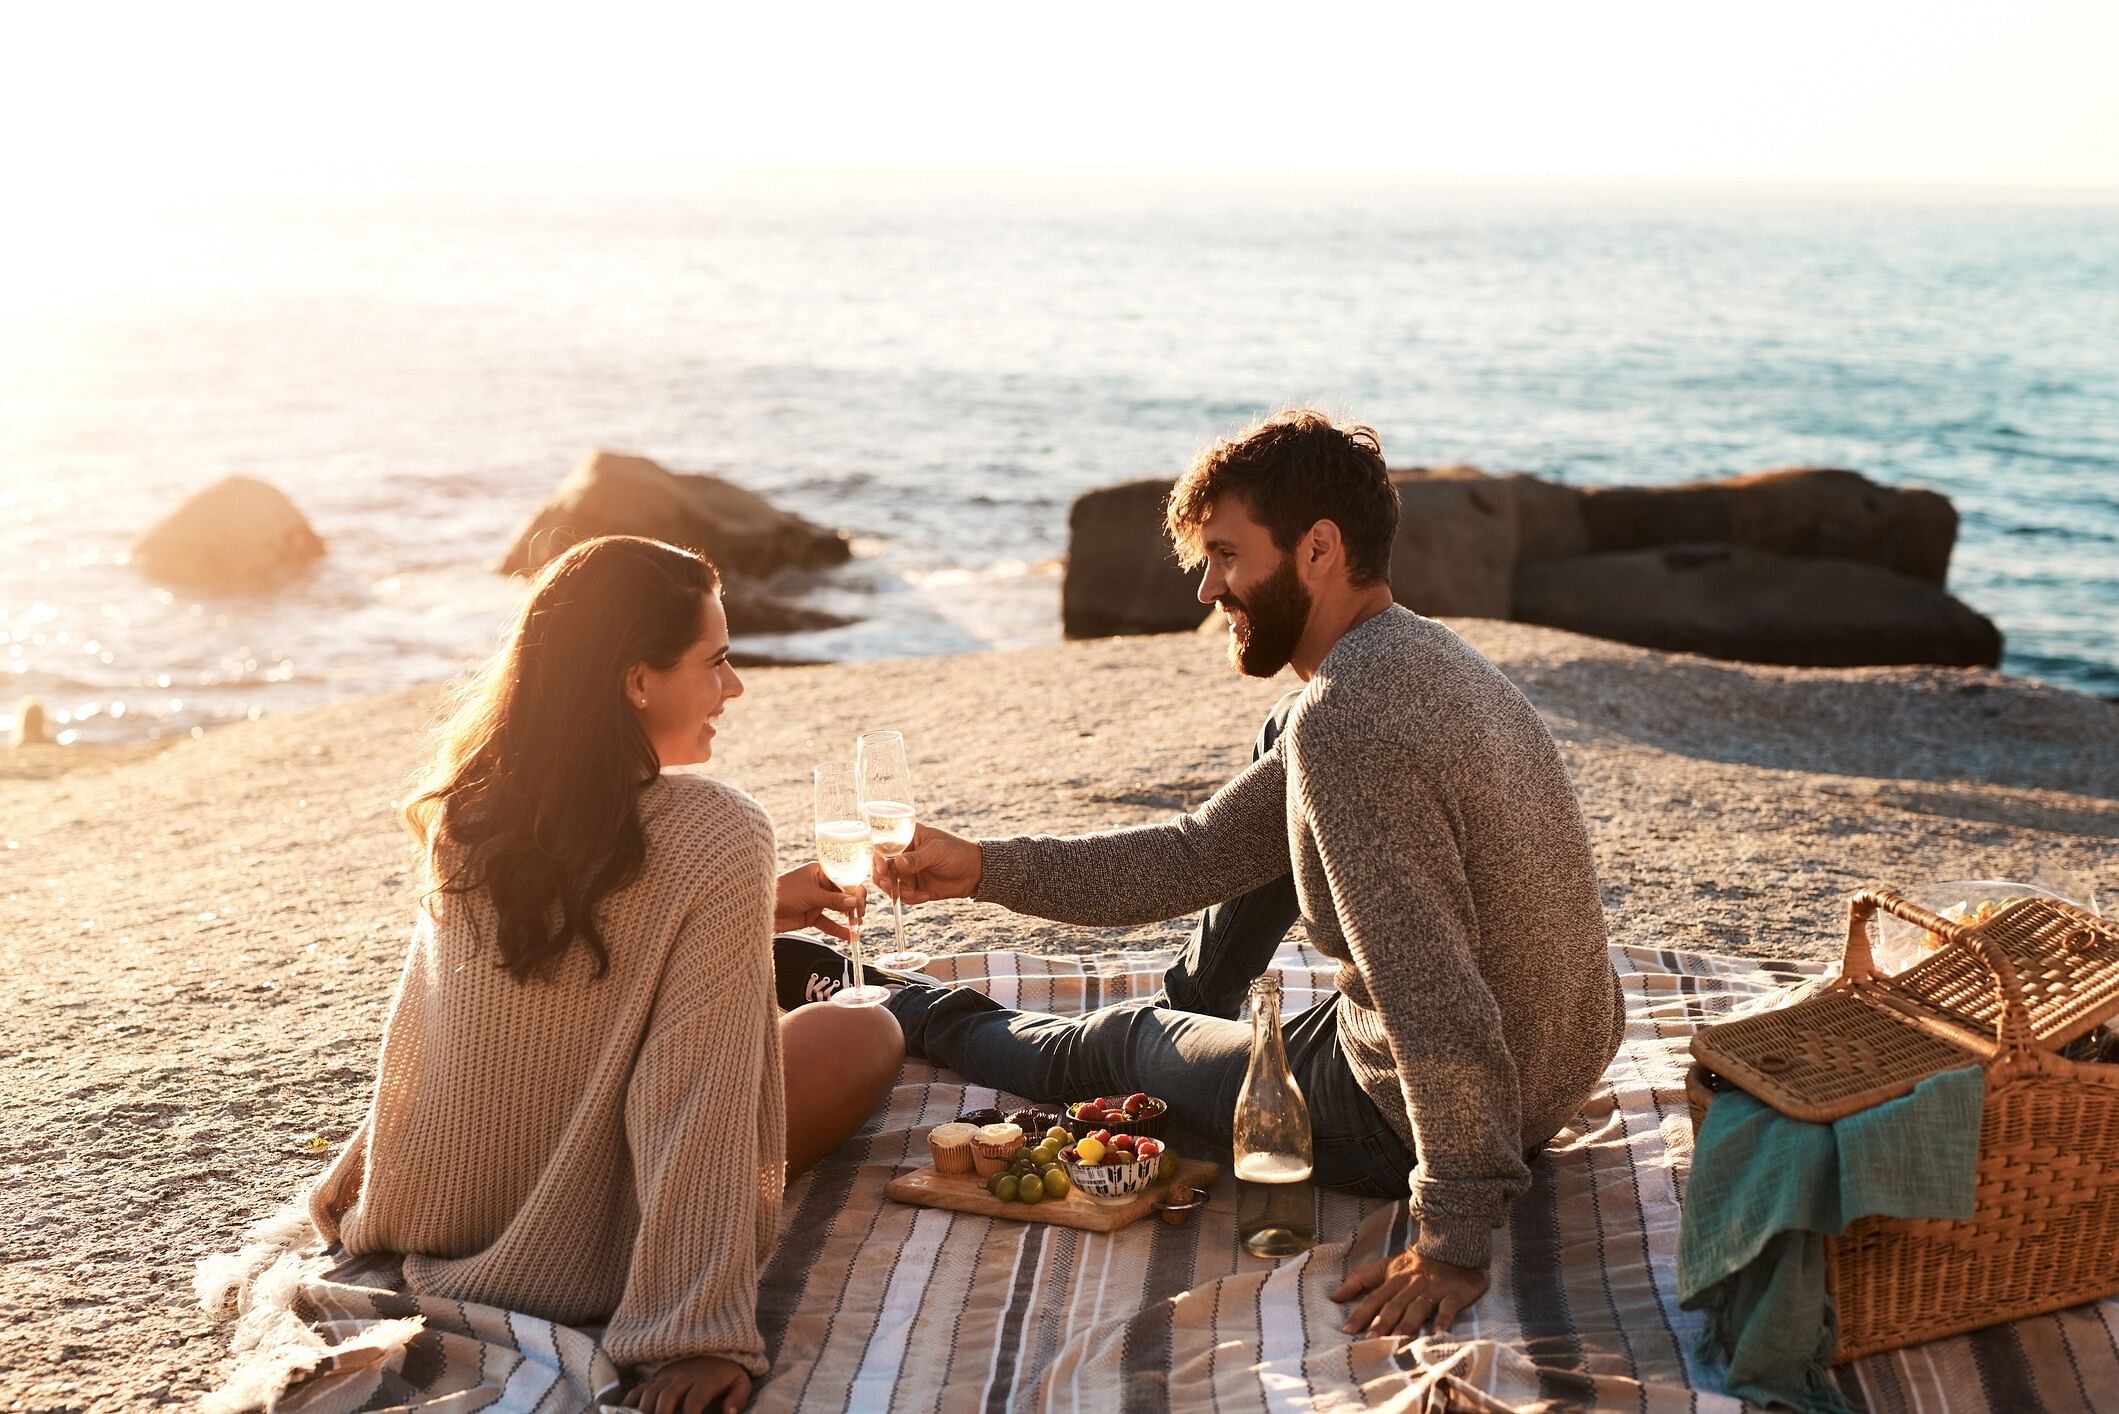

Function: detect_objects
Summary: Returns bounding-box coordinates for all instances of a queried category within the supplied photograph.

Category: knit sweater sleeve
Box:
[1294,731,1531,1268]
[972,747,1291,926]
[602,797,783,1376]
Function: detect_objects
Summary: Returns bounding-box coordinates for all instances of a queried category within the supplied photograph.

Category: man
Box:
[778,410,1623,1337]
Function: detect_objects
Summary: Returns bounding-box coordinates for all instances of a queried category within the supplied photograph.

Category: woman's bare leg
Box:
[780,999,905,1179]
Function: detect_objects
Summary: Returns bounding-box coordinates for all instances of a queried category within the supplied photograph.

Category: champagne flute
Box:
[813,761,888,1007]
[856,729,928,973]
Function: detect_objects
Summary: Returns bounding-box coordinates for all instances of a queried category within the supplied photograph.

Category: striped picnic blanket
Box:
[202,941,2119,1412]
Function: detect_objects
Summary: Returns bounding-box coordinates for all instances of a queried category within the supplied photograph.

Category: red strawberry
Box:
[1088,1129,1112,1145]
[1124,1092,1152,1113]
[1136,1138,1162,1158]
[1110,1134,1137,1153]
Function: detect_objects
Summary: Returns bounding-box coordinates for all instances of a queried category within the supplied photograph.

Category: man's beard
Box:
[1219,554,1310,678]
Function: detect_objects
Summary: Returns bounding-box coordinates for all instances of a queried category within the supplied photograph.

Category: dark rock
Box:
[1504,474,1592,562]
[718,580,854,637]
[1512,546,2002,668]
[498,451,852,581]
[1572,468,1957,585]
[130,477,326,594]
[1388,468,1518,619]
[1062,479,1207,639]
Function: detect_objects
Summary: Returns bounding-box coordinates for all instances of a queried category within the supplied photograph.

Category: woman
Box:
[310,535,902,1414]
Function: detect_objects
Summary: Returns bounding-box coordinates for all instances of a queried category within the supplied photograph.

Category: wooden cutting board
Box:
[885,1157,1219,1232]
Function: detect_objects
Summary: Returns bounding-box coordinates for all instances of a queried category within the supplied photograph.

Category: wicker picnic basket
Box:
[1686,888,2119,1361]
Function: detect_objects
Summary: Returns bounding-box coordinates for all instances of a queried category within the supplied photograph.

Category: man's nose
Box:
[1196,564,1222,606]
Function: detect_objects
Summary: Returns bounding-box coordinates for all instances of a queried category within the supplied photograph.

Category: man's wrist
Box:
[1411,1208,1494,1269]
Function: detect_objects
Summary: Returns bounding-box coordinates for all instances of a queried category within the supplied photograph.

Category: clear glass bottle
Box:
[1233,974,1316,1257]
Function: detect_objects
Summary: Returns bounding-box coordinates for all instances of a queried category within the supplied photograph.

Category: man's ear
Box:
[1301,519,1345,580]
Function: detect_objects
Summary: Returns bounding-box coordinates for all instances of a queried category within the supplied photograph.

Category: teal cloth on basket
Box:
[1677,1065,1985,1414]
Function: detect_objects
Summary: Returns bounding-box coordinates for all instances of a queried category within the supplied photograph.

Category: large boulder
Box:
[1065,468,1523,639]
[1504,474,1592,562]
[1062,479,1206,639]
[1388,468,1519,619]
[1512,545,2002,668]
[499,452,852,582]
[130,477,326,593]
[1571,468,1957,584]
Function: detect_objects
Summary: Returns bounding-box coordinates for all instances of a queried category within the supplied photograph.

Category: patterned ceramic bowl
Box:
[1060,1147,1161,1200]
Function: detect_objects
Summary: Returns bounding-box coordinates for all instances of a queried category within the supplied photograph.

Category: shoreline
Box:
[11,613,2118,767]
[4,621,2117,1407]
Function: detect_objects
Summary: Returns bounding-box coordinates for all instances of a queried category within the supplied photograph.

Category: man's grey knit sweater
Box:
[976,605,1624,1267]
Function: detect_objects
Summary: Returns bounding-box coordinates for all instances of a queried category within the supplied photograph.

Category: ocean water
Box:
[3,170,2115,745]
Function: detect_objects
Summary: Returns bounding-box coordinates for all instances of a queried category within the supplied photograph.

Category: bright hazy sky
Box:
[6,0,2116,195]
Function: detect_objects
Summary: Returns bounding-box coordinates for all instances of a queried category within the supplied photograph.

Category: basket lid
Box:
[1688,988,1978,1123]
[1878,898,2119,1050]
[1689,896,2119,1123]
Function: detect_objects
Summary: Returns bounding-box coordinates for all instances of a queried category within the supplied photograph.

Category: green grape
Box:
[994,1175,1019,1203]
[1043,1169,1070,1199]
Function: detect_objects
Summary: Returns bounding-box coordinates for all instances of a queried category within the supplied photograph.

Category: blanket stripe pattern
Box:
[206,941,2119,1412]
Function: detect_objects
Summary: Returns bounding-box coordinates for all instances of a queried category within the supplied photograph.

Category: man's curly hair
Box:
[1164,409,1398,586]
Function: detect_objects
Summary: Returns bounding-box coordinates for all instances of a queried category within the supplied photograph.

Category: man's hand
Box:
[879,823,982,904]
[1331,1248,1489,1338]
[775,863,863,942]
[623,1353,752,1414]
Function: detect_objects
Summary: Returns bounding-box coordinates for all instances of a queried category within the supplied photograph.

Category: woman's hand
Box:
[878,822,983,904]
[775,863,863,941]
[1331,1248,1489,1338]
[623,1353,752,1414]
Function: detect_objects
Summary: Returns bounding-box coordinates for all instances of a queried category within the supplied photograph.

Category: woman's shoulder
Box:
[640,773,775,858]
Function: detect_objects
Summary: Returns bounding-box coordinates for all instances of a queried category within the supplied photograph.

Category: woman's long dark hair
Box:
[405,536,721,981]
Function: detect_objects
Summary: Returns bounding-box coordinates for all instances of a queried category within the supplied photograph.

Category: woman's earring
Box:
[636,698,648,709]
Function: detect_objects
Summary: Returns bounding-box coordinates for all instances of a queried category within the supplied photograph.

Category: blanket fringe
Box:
[194,1198,425,1414]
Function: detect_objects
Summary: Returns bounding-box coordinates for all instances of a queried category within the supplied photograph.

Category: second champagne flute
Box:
[813,761,889,1007]
[856,729,928,973]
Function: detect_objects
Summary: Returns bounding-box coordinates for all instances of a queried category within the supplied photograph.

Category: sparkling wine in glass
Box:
[813,761,888,1007]
[856,729,927,974]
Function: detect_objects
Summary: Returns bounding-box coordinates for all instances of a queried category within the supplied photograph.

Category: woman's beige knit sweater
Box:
[310,773,785,1377]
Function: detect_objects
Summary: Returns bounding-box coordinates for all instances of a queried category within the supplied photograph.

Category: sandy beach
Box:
[4,620,2116,1410]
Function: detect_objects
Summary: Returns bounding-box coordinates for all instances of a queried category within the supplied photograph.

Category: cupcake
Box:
[927,1121,979,1175]
[971,1122,1025,1178]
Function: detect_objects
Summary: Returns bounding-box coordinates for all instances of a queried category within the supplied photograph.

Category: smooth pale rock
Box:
[498,451,851,581]
[1573,468,1958,585]
[1389,468,1519,619]
[1512,545,2002,668]
[9,698,52,748]
[130,477,326,593]
[1062,479,1206,639]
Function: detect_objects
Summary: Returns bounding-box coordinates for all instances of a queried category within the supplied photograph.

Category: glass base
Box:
[873,950,930,973]
[1240,1227,1315,1259]
[831,984,892,1008]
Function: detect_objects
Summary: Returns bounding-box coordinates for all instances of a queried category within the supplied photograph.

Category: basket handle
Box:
[1843,889,2037,1056]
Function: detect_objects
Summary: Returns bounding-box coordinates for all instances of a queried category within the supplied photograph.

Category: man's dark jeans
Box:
[885,693,1413,1197]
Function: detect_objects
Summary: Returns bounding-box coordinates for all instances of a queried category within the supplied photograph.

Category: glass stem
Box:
[890,874,909,956]
[846,906,865,990]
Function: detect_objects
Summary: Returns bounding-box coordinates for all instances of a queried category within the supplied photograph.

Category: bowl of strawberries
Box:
[1064,1091,1169,1141]
[1059,1130,1171,1200]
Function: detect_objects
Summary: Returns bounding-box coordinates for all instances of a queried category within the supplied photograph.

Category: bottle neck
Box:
[1248,981,1288,1066]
